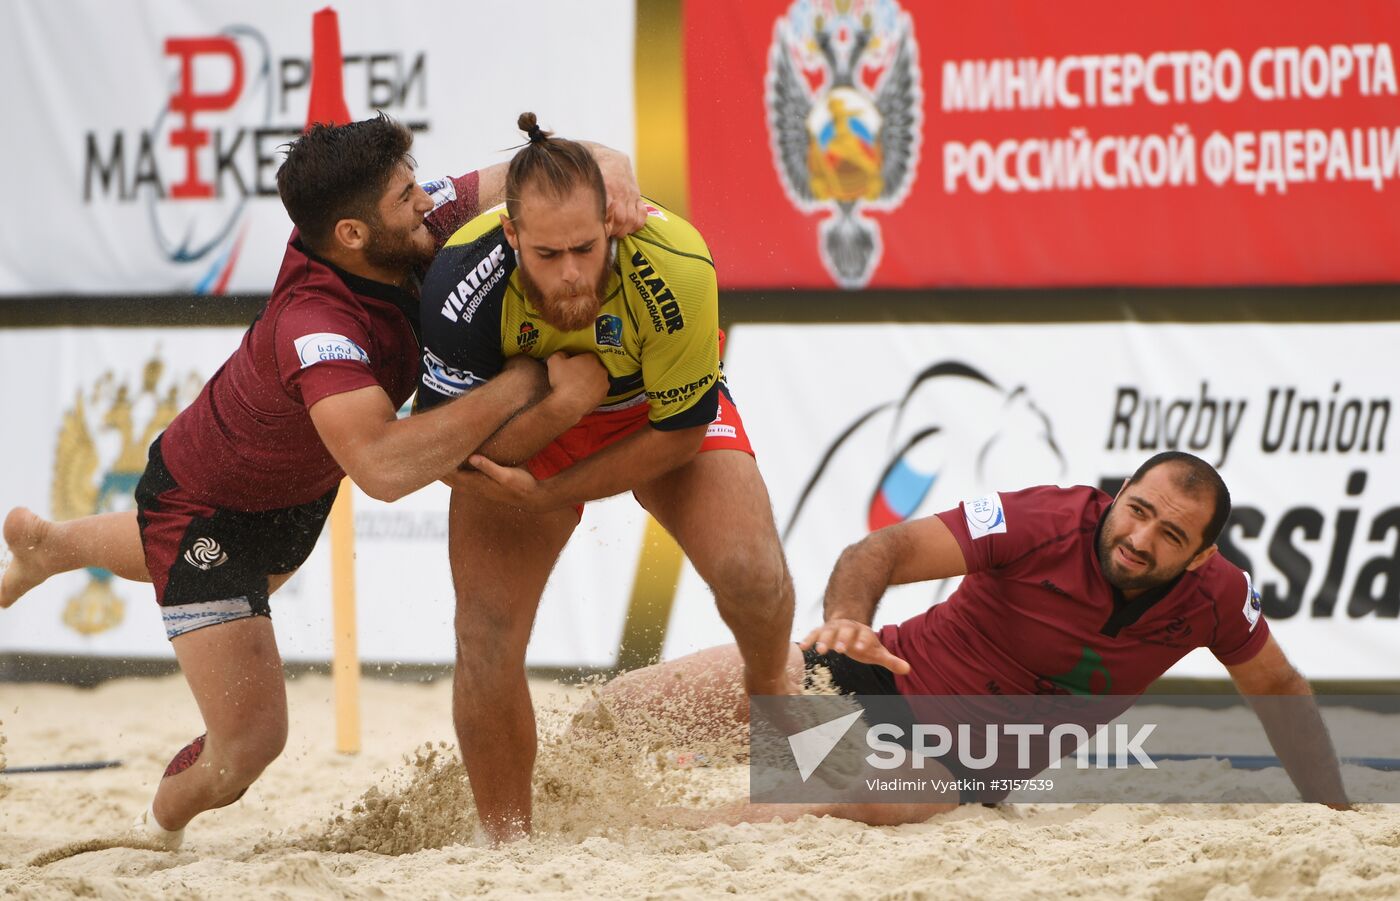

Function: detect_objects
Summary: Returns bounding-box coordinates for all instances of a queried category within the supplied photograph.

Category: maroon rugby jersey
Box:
[159,171,480,510]
[880,485,1270,697]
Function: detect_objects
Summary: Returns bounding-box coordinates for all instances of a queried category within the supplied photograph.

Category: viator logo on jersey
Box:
[628,250,685,334]
[439,244,508,323]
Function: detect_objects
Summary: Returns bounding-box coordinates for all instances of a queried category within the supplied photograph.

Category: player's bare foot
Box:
[1,507,54,608]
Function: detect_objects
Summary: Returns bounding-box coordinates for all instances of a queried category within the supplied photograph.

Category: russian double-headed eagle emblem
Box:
[766,0,923,288]
[53,354,200,634]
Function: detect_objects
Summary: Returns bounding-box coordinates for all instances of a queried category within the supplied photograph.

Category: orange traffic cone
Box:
[306,7,352,129]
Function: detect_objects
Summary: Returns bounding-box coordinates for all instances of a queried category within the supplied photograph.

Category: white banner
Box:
[0,328,646,666]
[0,0,635,296]
[663,322,1400,681]
[3,322,1396,681]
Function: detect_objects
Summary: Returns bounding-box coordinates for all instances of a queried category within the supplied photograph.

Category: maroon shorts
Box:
[134,435,335,639]
[526,384,754,513]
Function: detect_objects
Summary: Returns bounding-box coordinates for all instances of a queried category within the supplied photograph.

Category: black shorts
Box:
[800,647,993,804]
[801,647,900,695]
[135,435,336,639]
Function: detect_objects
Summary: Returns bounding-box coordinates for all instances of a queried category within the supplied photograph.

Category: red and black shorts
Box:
[525,382,754,515]
[134,435,336,640]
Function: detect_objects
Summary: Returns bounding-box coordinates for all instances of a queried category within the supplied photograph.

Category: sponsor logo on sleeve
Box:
[595,314,623,348]
[440,243,509,323]
[647,373,714,407]
[420,176,457,212]
[420,348,484,398]
[294,333,370,368]
[962,493,1007,539]
[1243,572,1263,631]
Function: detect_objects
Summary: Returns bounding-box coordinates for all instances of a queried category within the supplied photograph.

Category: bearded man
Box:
[414,113,800,843]
[597,450,1351,825]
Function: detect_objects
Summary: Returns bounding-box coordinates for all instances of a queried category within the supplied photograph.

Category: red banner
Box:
[684,0,1400,289]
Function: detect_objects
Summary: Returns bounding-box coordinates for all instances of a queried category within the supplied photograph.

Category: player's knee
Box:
[711,545,792,618]
[453,631,525,692]
[223,725,287,780]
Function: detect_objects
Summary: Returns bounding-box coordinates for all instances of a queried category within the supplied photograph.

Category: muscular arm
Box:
[468,421,706,511]
[439,353,609,488]
[1225,635,1350,808]
[822,515,969,623]
[309,366,538,503]
[466,397,584,468]
[800,515,968,672]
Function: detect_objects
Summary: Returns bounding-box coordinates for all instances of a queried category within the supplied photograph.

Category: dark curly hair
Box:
[276,113,414,251]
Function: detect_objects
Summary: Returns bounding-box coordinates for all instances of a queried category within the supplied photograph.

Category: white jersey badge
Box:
[294,333,370,369]
[1243,572,1263,631]
[963,493,1007,540]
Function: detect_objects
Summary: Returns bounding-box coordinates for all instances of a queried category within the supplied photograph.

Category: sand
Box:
[2,673,1400,900]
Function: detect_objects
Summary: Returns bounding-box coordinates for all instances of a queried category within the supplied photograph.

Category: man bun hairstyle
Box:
[504,112,606,227]
[276,113,414,252]
[520,111,549,144]
[1125,450,1232,551]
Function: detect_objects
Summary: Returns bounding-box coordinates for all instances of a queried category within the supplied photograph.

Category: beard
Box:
[517,254,612,333]
[363,216,436,275]
[1096,516,1185,593]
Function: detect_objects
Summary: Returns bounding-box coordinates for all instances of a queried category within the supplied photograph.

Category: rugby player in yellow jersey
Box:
[415,114,799,843]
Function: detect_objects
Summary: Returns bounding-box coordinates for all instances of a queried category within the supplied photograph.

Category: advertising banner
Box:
[663,321,1400,680]
[684,0,1400,289]
[3,321,1395,680]
[0,0,635,297]
[0,328,648,666]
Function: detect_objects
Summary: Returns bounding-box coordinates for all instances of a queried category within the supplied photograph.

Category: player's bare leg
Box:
[634,449,798,697]
[149,612,289,835]
[2,507,147,608]
[581,642,804,743]
[448,487,576,844]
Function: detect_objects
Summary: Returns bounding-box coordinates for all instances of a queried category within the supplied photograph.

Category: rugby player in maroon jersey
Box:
[595,451,1350,825]
[0,115,643,848]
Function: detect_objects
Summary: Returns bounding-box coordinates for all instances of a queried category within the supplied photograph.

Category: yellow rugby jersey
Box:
[416,201,721,431]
